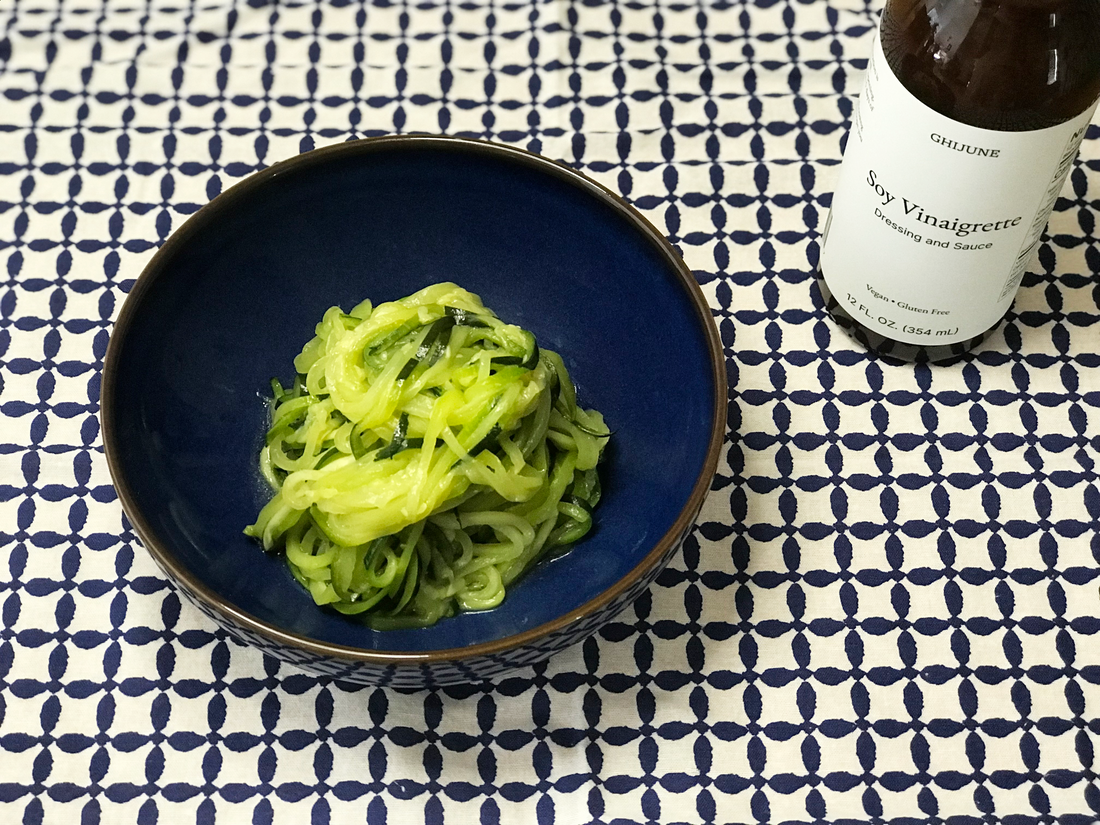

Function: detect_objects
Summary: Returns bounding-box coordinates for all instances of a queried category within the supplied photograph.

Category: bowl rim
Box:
[101,133,728,667]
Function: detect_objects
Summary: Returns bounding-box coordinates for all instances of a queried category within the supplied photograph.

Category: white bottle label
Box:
[820,31,1098,346]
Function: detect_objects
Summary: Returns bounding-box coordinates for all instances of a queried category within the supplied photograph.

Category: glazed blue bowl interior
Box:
[107,137,718,654]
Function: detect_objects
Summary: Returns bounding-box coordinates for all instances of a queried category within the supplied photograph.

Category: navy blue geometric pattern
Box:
[1,0,1099,822]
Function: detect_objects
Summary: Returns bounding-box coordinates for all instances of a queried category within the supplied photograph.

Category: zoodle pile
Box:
[245,283,610,628]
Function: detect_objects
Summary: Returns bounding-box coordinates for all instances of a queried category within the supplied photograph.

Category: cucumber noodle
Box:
[245,283,610,628]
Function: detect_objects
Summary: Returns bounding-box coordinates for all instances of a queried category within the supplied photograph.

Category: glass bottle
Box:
[818,0,1100,362]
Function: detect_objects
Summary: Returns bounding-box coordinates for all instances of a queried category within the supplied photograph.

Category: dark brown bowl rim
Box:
[101,133,728,668]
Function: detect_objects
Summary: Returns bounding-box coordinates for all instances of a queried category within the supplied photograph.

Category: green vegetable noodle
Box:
[245,283,611,628]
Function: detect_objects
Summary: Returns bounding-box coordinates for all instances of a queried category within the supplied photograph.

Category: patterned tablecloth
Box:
[2,0,1099,822]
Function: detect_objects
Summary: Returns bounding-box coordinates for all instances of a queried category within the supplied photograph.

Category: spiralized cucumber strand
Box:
[245,283,610,628]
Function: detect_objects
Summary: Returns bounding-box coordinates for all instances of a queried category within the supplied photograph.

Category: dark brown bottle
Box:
[818,0,1100,362]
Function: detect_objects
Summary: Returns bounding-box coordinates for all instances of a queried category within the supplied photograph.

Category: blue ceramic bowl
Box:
[102,135,725,688]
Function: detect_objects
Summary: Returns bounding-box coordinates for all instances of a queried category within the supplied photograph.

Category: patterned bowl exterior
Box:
[153,519,692,688]
[102,135,726,689]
